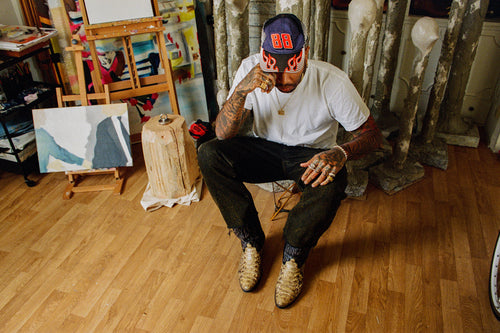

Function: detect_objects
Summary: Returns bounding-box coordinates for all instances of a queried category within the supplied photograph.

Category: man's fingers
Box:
[302,163,337,187]
[259,75,275,92]
[301,159,319,183]
[251,65,276,93]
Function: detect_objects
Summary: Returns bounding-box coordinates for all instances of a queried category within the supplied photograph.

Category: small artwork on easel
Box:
[32,103,133,173]
[82,0,154,24]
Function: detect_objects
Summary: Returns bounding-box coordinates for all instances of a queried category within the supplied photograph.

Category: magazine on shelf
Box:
[0,130,35,153]
[0,25,57,52]
[0,139,36,162]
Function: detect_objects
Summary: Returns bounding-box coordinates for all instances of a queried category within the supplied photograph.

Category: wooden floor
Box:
[0,141,499,332]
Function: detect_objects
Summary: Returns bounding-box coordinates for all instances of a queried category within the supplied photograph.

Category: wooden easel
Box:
[56,36,125,200]
[56,35,110,107]
[79,0,180,115]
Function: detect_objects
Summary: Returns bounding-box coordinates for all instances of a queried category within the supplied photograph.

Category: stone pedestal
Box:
[369,159,425,195]
[410,138,449,170]
[345,138,392,198]
[345,169,369,199]
[436,125,480,148]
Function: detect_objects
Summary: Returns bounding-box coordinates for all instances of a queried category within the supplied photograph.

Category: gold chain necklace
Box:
[274,89,296,116]
[273,72,304,116]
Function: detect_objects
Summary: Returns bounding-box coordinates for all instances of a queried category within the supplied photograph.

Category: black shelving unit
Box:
[0,42,60,186]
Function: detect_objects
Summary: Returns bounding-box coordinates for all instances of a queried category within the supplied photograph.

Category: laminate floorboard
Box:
[0,141,499,332]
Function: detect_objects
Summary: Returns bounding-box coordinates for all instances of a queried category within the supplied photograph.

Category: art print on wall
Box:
[32,103,133,173]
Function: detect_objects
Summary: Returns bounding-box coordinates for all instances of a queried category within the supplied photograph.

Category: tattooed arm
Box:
[216,64,276,140]
[341,115,382,160]
[301,115,382,187]
[215,90,251,140]
[216,65,276,139]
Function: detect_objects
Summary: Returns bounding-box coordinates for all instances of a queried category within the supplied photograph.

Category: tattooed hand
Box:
[300,147,347,187]
[215,65,276,140]
[236,64,276,94]
[299,115,382,187]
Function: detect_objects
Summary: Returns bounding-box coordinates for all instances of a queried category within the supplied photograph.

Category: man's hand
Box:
[216,65,276,140]
[300,115,382,187]
[236,64,276,94]
[300,147,347,187]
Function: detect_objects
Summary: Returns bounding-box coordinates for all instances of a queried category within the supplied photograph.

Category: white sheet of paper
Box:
[83,0,154,24]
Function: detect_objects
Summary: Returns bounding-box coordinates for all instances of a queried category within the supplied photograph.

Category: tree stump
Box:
[141,115,201,210]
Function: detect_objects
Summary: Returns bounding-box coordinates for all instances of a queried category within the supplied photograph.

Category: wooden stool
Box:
[141,114,200,208]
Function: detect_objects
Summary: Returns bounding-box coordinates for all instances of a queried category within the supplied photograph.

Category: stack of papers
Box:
[0,25,57,52]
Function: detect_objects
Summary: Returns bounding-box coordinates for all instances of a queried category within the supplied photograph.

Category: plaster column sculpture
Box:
[276,0,302,18]
[436,0,490,148]
[371,0,409,134]
[362,0,385,104]
[413,0,469,170]
[213,0,229,108]
[393,17,439,168]
[312,0,331,61]
[370,17,439,194]
[226,0,250,91]
[343,0,377,198]
[301,0,312,40]
[348,0,377,94]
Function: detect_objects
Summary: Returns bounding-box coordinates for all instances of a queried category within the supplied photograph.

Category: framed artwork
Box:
[32,103,133,173]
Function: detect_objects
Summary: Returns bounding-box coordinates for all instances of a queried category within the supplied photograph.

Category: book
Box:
[0,25,57,53]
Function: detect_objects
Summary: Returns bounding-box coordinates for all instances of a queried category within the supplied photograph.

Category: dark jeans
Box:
[197,137,347,250]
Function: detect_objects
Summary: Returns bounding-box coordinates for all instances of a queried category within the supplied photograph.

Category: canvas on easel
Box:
[82,0,154,24]
[32,103,132,173]
[33,103,132,199]
[79,0,180,116]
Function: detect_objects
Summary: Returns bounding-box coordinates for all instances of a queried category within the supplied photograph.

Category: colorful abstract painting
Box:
[32,103,132,173]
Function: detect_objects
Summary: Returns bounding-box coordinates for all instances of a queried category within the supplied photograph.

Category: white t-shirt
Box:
[228,54,369,149]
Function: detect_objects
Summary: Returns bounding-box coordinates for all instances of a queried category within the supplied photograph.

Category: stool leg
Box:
[271,183,297,221]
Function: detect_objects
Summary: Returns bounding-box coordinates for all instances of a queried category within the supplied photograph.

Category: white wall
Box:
[0,0,25,25]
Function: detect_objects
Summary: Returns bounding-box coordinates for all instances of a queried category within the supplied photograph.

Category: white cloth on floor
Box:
[140,177,203,212]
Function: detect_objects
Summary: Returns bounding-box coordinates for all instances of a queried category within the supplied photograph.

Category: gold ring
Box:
[327,175,334,182]
[260,82,267,90]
